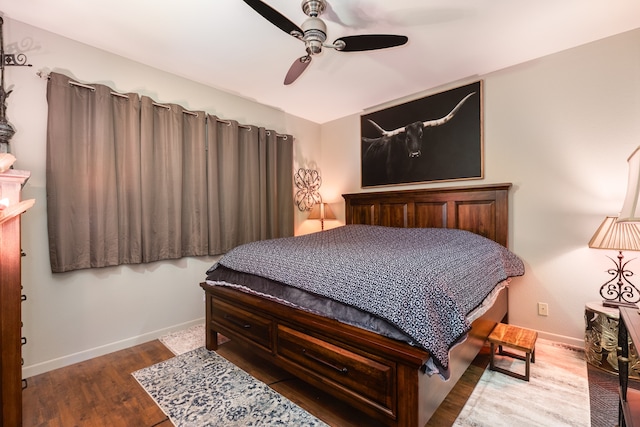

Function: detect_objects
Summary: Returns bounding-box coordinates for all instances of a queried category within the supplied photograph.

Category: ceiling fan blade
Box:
[284,55,312,85]
[334,34,408,52]
[242,0,303,37]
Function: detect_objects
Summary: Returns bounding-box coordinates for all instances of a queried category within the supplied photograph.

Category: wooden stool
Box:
[487,323,538,381]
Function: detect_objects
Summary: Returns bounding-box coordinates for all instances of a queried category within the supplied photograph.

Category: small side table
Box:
[488,323,537,381]
[584,301,640,378]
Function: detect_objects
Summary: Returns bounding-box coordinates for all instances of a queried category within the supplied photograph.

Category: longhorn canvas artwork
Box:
[360,81,483,187]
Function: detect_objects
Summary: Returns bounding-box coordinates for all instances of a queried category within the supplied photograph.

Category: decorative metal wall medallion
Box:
[294,168,321,211]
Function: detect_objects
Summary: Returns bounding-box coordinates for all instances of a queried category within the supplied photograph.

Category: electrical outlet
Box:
[538,302,549,316]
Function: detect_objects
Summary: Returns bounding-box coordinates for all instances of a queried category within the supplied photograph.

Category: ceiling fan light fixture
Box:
[301,17,327,55]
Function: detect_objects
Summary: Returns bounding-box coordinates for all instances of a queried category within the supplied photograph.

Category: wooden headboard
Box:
[343,183,512,247]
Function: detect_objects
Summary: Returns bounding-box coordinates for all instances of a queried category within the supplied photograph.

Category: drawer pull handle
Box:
[302,349,348,375]
[224,314,251,329]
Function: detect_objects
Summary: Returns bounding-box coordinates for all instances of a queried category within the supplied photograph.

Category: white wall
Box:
[4,18,320,377]
[320,28,640,346]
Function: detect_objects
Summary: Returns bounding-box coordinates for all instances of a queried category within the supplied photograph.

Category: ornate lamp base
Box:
[600,250,640,308]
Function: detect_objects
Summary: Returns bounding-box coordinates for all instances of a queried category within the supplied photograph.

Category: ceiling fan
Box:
[242,0,409,85]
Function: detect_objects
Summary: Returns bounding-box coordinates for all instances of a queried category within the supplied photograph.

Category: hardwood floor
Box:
[22,339,490,427]
[22,341,175,427]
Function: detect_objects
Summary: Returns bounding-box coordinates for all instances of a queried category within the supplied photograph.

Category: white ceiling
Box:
[3,0,640,124]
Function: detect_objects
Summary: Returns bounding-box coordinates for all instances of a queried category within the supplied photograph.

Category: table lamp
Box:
[588,216,640,307]
[308,202,336,231]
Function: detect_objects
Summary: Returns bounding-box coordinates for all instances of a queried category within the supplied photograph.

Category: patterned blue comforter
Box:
[210,225,525,371]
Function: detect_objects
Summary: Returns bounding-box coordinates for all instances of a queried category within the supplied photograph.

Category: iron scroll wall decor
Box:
[294,168,322,211]
[0,17,32,153]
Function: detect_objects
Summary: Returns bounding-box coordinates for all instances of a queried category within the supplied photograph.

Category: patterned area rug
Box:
[133,347,328,427]
[159,323,229,355]
[453,338,591,426]
[156,325,593,426]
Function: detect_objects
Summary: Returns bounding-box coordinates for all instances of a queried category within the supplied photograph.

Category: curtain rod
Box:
[215,118,251,130]
[66,80,199,116]
[38,71,288,137]
[266,130,287,139]
[211,120,285,137]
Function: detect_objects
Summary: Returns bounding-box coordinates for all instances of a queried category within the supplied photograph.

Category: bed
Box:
[200,183,524,427]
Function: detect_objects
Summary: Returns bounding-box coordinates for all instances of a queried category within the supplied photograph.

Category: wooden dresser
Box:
[0,168,32,427]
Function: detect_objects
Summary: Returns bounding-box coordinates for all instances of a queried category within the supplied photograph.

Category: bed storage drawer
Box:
[210,298,272,351]
[277,324,396,414]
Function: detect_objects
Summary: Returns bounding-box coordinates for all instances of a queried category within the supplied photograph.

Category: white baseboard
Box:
[22,318,205,378]
[536,330,584,350]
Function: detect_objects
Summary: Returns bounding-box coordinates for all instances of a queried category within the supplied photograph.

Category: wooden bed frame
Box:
[201,183,513,427]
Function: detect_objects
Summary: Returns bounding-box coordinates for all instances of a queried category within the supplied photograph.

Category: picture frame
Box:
[360,80,483,187]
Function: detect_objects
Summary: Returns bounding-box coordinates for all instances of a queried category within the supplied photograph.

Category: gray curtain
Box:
[47,72,142,272]
[46,72,294,273]
[113,89,143,266]
[206,117,293,254]
[139,97,208,262]
[262,127,294,239]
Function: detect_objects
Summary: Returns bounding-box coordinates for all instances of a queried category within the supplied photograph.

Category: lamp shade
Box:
[308,203,336,220]
[589,216,640,251]
[618,146,640,222]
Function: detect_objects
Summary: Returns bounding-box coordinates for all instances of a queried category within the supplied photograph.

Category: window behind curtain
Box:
[46,72,294,273]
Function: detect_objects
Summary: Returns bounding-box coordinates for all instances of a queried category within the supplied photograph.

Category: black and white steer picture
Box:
[361,81,482,187]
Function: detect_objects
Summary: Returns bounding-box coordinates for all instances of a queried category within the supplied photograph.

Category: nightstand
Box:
[585,301,640,378]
